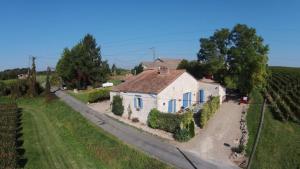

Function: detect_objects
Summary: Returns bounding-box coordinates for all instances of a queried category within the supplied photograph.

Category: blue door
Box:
[182,93,188,108]
[199,89,205,103]
[183,92,191,108]
[168,99,176,113]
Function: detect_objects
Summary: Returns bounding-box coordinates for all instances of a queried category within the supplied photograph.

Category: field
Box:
[266,66,300,122]
[246,67,300,169]
[68,90,91,103]
[7,97,171,169]
[0,97,24,168]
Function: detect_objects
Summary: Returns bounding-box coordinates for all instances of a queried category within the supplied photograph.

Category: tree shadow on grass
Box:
[16,108,28,168]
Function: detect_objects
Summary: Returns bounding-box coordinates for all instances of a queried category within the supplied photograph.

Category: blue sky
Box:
[0,0,299,70]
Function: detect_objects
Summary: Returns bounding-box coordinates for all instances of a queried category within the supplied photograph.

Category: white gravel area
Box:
[88,101,175,141]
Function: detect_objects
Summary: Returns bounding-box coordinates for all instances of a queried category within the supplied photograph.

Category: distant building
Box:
[17,73,28,79]
[141,58,182,70]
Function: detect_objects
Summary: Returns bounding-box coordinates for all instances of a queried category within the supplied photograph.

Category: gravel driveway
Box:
[177,100,246,168]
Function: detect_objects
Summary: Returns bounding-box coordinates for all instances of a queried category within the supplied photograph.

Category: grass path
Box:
[18,97,171,169]
[21,100,104,169]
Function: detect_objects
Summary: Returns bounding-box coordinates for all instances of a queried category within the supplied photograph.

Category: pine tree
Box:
[45,67,51,96]
[28,57,38,97]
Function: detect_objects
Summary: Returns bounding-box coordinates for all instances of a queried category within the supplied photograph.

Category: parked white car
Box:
[102,82,113,88]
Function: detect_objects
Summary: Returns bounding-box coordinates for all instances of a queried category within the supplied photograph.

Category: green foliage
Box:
[50,72,61,86]
[188,121,195,137]
[28,57,38,97]
[56,34,111,89]
[131,63,144,75]
[199,96,220,128]
[197,24,269,94]
[174,128,191,142]
[0,79,37,98]
[246,89,263,156]
[148,109,195,142]
[112,95,124,116]
[45,67,51,96]
[0,67,28,80]
[266,66,300,122]
[148,109,180,133]
[87,88,110,103]
[177,60,206,79]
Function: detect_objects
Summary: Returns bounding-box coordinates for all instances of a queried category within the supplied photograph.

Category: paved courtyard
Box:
[177,100,247,168]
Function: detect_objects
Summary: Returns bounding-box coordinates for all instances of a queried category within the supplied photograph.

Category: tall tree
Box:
[228,24,269,94]
[56,34,110,89]
[197,24,268,94]
[111,64,117,75]
[28,57,38,97]
[45,67,51,96]
[131,64,143,75]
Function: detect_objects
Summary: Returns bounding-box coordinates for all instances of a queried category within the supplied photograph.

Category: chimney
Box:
[158,66,169,75]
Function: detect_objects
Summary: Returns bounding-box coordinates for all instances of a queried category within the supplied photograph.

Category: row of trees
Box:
[55,24,268,94]
[0,68,28,80]
[178,24,269,94]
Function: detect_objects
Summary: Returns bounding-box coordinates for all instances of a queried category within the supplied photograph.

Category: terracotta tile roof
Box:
[112,69,186,94]
[142,58,182,70]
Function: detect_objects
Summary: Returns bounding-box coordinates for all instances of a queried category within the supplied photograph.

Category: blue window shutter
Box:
[183,93,187,108]
[134,97,137,108]
[200,90,204,103]
[189,92,192,106]
[140,98,143,109]
[168,100,172,113]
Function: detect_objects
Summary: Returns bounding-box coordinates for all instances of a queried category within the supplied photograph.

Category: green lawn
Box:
[246,89,300,169]
[68,90,90,103]
[36,74,47,84]
[0,78,18,85]
[246,89,263,155]
[17,97,171,169]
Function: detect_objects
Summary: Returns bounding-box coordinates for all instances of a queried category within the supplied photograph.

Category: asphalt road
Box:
[55,90,235,169]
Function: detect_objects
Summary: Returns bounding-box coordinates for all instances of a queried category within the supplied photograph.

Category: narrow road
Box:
[55,90,234,169]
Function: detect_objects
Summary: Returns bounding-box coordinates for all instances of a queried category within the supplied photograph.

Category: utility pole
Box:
[28,55,32,76]
[150,47,156,61]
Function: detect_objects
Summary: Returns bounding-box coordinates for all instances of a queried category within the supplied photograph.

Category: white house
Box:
[110,67,226,124]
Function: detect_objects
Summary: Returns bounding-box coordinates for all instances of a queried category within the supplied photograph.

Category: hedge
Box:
[147,109,180,133]
[0,79,42,97]
[199,96,220,128]
[112,95,124,116]
[147,109,195,141]
[87,88,110,103]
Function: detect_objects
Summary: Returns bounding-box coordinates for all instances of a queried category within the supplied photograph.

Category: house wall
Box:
[198,82,226,104]
[157,72,199,113]
[110,91,157,124]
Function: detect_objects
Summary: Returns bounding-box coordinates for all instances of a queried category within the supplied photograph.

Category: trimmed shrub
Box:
[112,95,124,116]
[199,96,220,128]
[188,121,195,137]
[174,128,191,142]
[148,109,195,142]
[148,109,181,133]
[88,89,110,103]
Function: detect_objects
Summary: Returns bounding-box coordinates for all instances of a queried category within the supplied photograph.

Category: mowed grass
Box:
[246,89,300,169]
[68,90,90,103]
[246,89,263,155]
[17,97,172,169]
